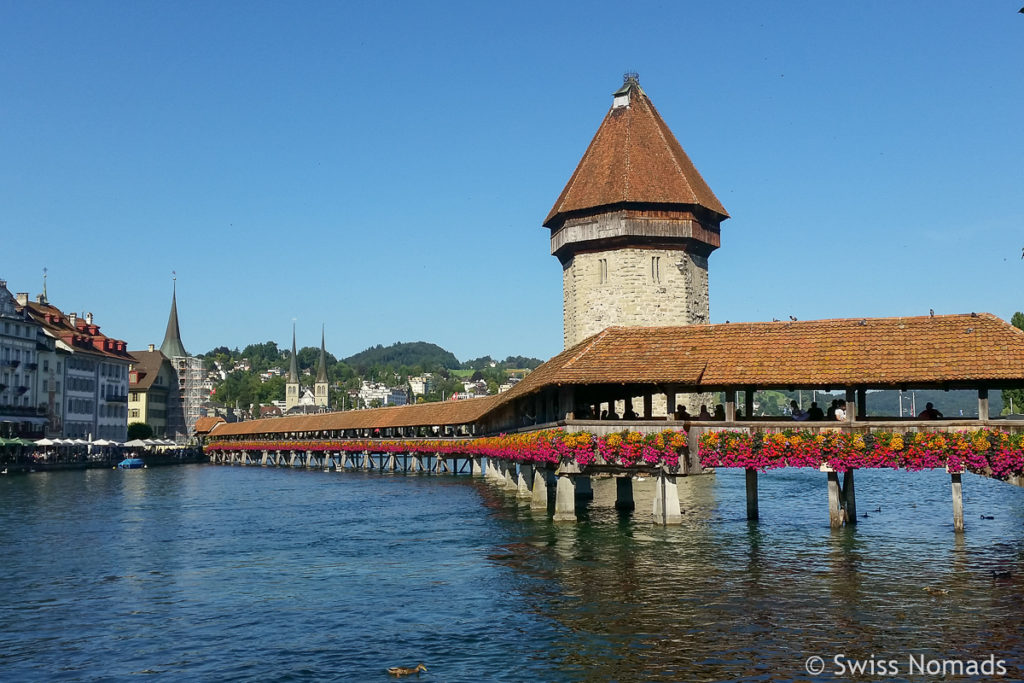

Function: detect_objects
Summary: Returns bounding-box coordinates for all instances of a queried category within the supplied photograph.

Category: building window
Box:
[651,256,661,283]
[598,258,608,284]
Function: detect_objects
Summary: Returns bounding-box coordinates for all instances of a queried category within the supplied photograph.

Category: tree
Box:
[1003,311,1024,414]
[128,422,154,440]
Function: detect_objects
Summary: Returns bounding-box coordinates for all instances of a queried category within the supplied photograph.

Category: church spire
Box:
[288,323,299,383]
[316,325,328,383]
[159,274,188,358]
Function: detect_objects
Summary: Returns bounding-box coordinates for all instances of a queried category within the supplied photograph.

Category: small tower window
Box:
[651,256,661,283]
[598,258,608,284]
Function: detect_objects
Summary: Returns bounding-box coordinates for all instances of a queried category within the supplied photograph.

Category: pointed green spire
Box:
[160,276,188,358]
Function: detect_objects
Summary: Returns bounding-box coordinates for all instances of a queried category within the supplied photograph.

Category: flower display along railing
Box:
[205,429,690,469]
[698,429,1024,479]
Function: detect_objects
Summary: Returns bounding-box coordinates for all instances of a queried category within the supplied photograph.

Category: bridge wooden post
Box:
[745,468,759,520]
[951,471,965,532]
[666,388,677,417]
[643,393,653,419]
[615,475,635,511]
[843,469,857,524]
[470,456,483,476]
[261,450,269,466]
[531,468,549,510]
[361,450,371,470]
[652,470,682,525]
[826,469,844,528]
[745,389,755,418]
[978,389,989,421]
[725,390,737,422]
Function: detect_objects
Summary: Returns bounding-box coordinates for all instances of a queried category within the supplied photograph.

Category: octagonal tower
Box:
[545,75,729,348]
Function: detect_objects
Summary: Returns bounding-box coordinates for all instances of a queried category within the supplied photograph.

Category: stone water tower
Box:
[545,74,729,348]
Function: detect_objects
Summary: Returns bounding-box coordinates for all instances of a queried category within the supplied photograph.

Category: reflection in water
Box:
[481,468,1024,681]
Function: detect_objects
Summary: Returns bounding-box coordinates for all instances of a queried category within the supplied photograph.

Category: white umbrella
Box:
[35,438,56,446]
[143,439,159,446]
[123,438,147,448]
[92,439,111,447]
[71,439,89,445]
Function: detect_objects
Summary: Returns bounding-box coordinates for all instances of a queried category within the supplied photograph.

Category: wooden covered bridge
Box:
[203,313,1024,529]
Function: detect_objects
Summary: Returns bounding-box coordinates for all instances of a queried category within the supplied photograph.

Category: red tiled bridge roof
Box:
[209,313,1024,438]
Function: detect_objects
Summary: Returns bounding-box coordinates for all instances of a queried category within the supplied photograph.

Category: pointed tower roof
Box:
[288,324,299,383]
[159,279,188,358]
[316,325,328,383]
[544,75,728,229]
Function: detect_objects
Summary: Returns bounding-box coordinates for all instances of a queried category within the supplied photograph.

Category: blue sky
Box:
[2,2,1022,363]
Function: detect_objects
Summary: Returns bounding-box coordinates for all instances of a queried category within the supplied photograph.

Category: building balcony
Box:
[0,404,47,417]
[4,359,19,368]
[16,386,29,395]
[105,394,129,403]
[25,362,38,371]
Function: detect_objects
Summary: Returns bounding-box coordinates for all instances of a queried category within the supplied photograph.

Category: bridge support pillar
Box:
[951,472,964,532]
[517,464,533,499]
[553,474,577,522]
[471,457,483,477]
[531,469,549,510]
[575,475,593,500]
[827,471,844,528]
[261,450,269,466]
[615,476,635,511]
[504,462,518,491]
[361,451,371,470]
[653,472,682,525]
[745,468,759,521]
[386,454,396,472]
[843,469,857,524]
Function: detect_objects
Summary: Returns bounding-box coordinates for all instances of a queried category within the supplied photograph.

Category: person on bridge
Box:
[790,400,808,421]
[918,402,944,419]
[807,402,825,420]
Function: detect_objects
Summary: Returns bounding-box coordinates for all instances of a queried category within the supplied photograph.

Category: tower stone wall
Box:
[562,245,709,348]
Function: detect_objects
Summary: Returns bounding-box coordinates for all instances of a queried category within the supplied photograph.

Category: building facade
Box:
[20,294,132,441]
[0,281,49,438]
[127,347,177,437]
[545,75,729,349]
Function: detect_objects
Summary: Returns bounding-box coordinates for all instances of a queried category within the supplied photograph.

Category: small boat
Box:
[117,457,146,470]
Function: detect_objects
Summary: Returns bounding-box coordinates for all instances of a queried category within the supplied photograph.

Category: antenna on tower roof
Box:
[623,71,639,83]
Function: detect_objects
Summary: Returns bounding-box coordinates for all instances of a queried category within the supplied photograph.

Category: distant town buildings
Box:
[358,381,407,408]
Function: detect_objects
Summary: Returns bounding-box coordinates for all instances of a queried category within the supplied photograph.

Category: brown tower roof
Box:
[544,76,728,228]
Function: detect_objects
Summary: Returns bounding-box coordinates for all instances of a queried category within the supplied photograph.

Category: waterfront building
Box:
[19,290,132,441]
[358,380,407,408]
[127,346,177,437]
[0,281,50,438]
[545,74,728,349]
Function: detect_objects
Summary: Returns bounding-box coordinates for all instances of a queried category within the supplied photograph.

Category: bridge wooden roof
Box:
[503,313,1024,393]
[209,395,500,437]
[208,313,1024,440]
[544,77,728,229]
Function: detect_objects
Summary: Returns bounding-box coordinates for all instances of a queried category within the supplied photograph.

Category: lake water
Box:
[2,464,1023,682]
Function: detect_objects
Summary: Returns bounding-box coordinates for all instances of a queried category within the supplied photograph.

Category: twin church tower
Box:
[284,326,330,412]
[547,74,728,348]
